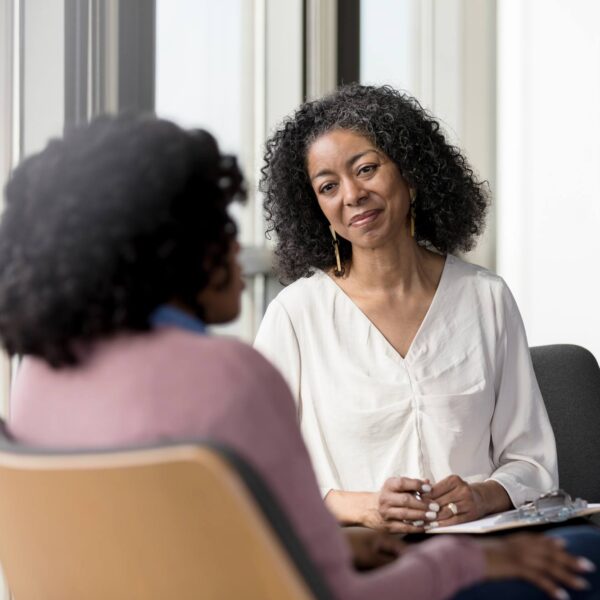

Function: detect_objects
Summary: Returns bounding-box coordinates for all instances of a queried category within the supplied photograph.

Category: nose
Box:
[342,177,367,206]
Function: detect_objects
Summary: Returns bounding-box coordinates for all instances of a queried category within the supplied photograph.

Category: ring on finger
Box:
[447,502,459,516]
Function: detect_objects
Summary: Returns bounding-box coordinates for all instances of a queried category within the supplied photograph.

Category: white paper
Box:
[427,503,600,534]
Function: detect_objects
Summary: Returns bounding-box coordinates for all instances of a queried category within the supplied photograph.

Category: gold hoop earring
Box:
[409,188,417,237]
[329,225,344,276]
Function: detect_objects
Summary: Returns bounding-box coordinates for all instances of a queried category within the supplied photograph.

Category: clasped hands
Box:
[354,477,595,597]
[366,474,505,534]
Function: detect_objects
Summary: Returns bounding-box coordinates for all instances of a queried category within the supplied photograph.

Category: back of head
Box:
[0,114,245,367]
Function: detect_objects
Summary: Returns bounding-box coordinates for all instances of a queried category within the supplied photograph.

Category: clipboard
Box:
[427,490,600,534]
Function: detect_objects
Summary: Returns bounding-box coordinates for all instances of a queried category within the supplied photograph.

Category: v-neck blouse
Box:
[322,254,451,363]
[254,255,558,507]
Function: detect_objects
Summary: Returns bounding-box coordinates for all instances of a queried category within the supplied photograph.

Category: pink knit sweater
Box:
[9,327,485,599]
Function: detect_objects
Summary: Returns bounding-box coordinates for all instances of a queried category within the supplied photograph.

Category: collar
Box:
[150,305,206,335]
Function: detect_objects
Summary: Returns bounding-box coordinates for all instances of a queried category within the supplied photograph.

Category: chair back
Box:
[0,430,331,600]
[531,344,600,501]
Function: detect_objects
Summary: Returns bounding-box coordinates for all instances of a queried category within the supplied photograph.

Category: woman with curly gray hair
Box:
[255,84,558,535]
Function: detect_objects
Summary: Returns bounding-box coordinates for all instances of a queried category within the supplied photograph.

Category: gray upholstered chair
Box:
[531,344,600,502]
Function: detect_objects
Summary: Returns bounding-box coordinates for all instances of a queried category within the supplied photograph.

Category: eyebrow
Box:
[310,149,380,181]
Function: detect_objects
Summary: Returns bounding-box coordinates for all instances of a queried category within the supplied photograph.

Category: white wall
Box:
[497,0,600,360]
[360,0,497,270]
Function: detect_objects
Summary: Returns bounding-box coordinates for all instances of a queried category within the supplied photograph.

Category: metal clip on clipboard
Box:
[494,489,588,526]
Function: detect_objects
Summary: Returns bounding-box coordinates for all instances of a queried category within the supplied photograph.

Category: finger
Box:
[430,486,471,509]
[517,541,592,594]
[383,507,439,522]
[432,511,476,527]
[510,535,566,566]
[573,555,597,574]
[435,490,468,514]
[542,551,593,591]
[437,501,467,521]
[429,474,464,499]
[547,541,598,574]
[382,491,431,511]
[385,521,426,534]
[524,563,589,598]
[544,563,590,593]
[420,479,433,495]
[385,476,429,494]
[518,569,570,600]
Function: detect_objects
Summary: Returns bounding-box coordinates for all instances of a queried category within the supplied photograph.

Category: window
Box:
[154,0,304,340]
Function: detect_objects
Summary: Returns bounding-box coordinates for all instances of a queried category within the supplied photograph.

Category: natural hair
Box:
[261,83,489,282]
[0,114,245,367]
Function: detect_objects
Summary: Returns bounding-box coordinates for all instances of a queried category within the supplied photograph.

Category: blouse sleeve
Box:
[254,299,302,419]
[255,298,340,499]
[487,283,559,507]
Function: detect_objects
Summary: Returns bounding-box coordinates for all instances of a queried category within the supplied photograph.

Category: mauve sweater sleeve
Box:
[209,344,486,600]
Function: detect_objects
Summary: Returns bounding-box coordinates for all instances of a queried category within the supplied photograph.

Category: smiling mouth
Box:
[349,209,382,227]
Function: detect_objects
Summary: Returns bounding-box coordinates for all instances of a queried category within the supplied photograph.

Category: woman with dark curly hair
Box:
[0,117,245,368]
[255,84,558,534]
[1,114,599,600]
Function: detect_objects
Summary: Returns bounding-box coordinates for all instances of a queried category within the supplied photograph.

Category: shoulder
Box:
[445,256,521,329]
[446,254,500,283]
[128,328,282,384]
[272,270,329,308]
[447,255,512,298]
[173,331,284,378]
[261,270,333,327]
[151,329,296,410]
[204,337,298,420]
[217,337,285,381]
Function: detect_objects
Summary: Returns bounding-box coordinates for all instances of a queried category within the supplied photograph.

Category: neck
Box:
[168,299,197,317]
[345,238,434,293]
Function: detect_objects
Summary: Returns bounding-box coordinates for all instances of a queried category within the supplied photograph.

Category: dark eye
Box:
[358,164,377,176]
[319,182,337,194]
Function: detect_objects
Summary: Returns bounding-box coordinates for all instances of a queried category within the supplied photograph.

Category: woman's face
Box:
[306,128,412,250]
[196,239,244,324]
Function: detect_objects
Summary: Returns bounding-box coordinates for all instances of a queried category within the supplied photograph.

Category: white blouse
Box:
[254,255,558,507]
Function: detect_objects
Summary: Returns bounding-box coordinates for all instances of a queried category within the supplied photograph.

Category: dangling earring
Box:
[409,188,417,237]
[329,225,344,276]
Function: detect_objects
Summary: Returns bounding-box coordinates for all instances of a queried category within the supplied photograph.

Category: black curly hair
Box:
[0,114,245,368]
[261,83,489,281]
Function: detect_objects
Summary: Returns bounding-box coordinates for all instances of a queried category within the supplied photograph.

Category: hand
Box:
[365,476,440,534]
[428,475,511,526]
[344,526,406,570]
[480,533,596,599]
